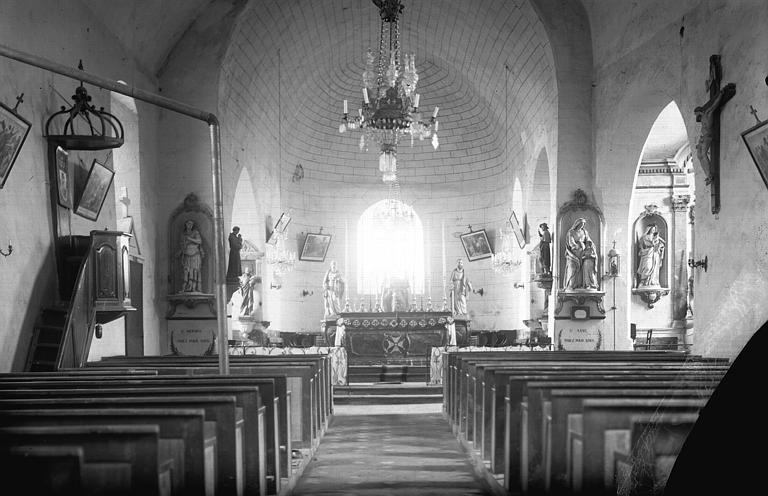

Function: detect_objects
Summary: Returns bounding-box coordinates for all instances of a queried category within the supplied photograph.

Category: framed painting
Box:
[509,210,526,249]
[460,229,493,261]
[55,146,73,208]
[741,119,768,190]
[74,159,114,220]
[0,102,32,189]
[300,232,331,262]
[267,212,291,245]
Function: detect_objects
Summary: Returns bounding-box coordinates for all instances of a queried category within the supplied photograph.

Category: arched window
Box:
[357,199,424,294]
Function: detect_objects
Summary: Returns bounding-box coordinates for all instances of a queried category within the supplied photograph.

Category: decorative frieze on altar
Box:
[324,311,469,362]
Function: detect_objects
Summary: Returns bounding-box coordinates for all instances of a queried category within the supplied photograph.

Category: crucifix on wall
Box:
[694,54,736,214]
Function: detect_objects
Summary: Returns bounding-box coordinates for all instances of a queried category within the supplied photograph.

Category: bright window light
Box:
[357,199,424,294]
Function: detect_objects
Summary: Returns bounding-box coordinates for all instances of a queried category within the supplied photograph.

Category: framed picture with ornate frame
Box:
[508,210,526,249]
[300,232,331,262]
[0,101,31,189]
[741,118,768,191]
[460,229,493,262]
[74,159,114,220]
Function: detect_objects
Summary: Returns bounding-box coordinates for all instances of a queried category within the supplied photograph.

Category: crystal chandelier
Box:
[265,230,296,276]
[339,0,439,183]
[491,227,522,274]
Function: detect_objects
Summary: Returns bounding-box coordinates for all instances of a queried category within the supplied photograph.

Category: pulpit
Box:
[324,311,469,364]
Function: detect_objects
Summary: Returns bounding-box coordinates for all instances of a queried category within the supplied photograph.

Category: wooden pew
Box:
[528,383,717,494]
[0,408,213,496]
[87,355,329,449]
[0,375,283,495]
[0,387,258,496]
[577,398,707,495]
[0,445,84,495]
[91,354,333,425]
[0,395,239,496]
[446,351,721,440]
[473,363,723,476]
[444,351,723,418]
[624,412,699,496]
[0,424,169,496]
[475,362,724,459]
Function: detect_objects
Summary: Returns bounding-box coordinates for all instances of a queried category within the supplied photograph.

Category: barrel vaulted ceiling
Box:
[219,0,557,192]
[80,0,558,192]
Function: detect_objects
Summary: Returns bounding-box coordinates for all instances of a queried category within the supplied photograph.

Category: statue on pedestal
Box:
[528,223,552,278]
[563,218,594,291]
[179,220,205,293]
[449,258,473,316]
[581,240,598,290]
[238,266,260,318]
[226,226,243,281]
[322,261,345,318]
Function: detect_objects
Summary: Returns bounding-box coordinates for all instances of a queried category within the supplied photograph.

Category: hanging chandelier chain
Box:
[340,0,439,184]
[377,19,386,88]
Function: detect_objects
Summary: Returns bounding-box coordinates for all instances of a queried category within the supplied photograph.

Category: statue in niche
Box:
[322,261,345,319]
[563,217,594,291]
[226,226,243,281]
[238,266,260,318]
[449,258,474,316]
[581,240,598,289]
[179,219,205,292]
[635,223,666,288]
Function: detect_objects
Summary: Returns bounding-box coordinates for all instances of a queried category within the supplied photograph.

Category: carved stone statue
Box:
[537,223,551,275]
[179,219,205,292]
[449,258,473,316]
[636,224,666,288]
[226,226,243,281]
[581,240,598,289]
[322,261,345,318]
[238,266,260,318]
[563,217,594,291]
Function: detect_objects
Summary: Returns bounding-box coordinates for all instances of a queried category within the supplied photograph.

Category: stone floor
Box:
[292,402,493,495]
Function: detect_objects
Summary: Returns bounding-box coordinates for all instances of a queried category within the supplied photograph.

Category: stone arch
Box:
[627,101,693,344]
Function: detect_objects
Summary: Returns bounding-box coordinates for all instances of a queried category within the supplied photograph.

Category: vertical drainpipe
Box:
[0,44,231,374]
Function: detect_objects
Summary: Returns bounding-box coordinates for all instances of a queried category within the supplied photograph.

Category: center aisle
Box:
[292,402,493,495]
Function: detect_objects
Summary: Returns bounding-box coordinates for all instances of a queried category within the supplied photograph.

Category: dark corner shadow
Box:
[664,319,767,495]
[11,243,58,371]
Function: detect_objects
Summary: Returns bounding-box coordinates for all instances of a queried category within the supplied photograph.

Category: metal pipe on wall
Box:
[0,43,230,375]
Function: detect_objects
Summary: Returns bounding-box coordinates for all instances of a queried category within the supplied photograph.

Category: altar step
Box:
[347,364,430,383]
[334,382,442,404]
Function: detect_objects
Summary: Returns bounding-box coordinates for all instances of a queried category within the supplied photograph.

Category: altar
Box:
[323,311,469,363]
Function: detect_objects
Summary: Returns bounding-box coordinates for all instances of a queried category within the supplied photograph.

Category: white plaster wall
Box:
[589,0,768,358]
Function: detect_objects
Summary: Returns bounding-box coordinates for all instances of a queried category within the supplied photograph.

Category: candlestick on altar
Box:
[427,296,433,311]
[442,295,448,312]
[344,297,351,312]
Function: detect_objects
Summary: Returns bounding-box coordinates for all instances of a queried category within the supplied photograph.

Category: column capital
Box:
[671,194,691,212]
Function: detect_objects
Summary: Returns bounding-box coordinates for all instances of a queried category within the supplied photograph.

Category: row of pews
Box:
[0,354,334,496]
[443,350,730,495]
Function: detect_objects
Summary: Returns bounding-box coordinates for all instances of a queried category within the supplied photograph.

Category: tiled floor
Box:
[292,403,493,495]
